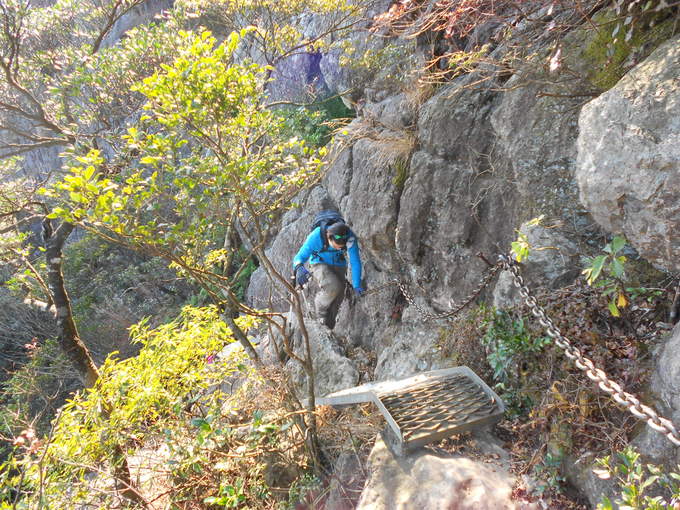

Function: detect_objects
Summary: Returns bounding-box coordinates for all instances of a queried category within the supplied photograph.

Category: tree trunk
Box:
[43,219,99,387]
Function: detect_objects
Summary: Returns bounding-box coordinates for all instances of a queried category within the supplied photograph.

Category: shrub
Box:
[0,306,313,508]
[481,308,551,417]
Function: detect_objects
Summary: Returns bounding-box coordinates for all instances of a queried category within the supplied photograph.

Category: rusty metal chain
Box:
[397,262,503,322]
[360,262,502,322]
[499,254,680,447]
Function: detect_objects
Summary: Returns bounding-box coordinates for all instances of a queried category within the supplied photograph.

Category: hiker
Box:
[293,211,364,329]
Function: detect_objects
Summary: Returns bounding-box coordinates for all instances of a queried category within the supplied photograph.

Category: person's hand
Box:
[355,286,365,297]
[295,265,310,287]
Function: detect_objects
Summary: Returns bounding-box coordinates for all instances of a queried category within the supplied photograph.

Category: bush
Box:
[279,96,354,149]
[1,306,314,509]
[481,308,551,417]
[595,446,680,510]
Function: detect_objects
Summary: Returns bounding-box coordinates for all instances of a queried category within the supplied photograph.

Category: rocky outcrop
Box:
[633,321,680,466]
[493,220,580,309]
[284,316,360,399]
[356,435,533,510]
[576,35,680,273]
[243,7,680,508]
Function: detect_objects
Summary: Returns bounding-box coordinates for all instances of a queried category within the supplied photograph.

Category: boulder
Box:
[576,35,680,273]
[493,221,580,309]
[373,322,441,382]
[356,436,533,510]
[633,321,680,466]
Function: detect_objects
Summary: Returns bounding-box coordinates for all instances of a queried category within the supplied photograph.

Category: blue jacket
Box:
[293,226,362,289]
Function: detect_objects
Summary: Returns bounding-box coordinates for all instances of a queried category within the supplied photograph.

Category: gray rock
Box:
[491,69,583,222]
[267,51,330,103]
[562,452,617,509]
[362,93,416,131]
[286,319,359,398]
[373,323,441,381]
[356,436,533,510]
[576,35,680,273]
[493,221,580,309]
[343,135,403,269]
[633,321,680,466]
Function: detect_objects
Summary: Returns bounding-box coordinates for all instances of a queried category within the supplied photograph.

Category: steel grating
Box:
[315,366,505,455]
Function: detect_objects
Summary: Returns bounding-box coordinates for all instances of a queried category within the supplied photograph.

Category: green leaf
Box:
[608,300,621,317]
[140,156,159,165]
[587,255,607,285]
[597,496,614,510]
[610,257,625,278]
[610,236,626,254]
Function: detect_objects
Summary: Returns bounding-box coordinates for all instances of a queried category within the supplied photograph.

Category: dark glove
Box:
[295,265,310,287]
[355,286,365,297]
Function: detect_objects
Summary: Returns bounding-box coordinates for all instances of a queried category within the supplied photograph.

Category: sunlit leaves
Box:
[46,28,324,301]
[595,446,680,509]
[29,306,257,504]
[175,0,359,63]
[582,236,630,317]
[510,216,544,263]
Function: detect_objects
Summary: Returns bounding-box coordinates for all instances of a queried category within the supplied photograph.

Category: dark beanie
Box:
[327,222,349,244]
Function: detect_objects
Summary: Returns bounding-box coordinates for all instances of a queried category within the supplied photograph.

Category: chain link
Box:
[360,262,502,322]
[499,254,680,447]
[397,263,503,321]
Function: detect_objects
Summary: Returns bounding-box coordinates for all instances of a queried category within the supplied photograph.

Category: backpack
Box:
[311,210,345,252]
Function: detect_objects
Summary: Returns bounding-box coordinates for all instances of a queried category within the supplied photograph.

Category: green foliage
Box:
[231,249,258,302]
[531,452,567,497]
[282,473,321,509]
[178,0,358,63]
[582,236,638,317]
[279,97,354,149]
[482,309,551,417]
[44,29,324,308]
[510,216,544,263]
[205,479,248,507]
[339,40,417,90]
[1,306,263,507]
[482,309,551,383]
[595,446,680,510]
[47,14,188,138]
[280,106,332,148]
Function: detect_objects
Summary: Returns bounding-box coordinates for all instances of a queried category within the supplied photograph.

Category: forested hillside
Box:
[1,0,679,508]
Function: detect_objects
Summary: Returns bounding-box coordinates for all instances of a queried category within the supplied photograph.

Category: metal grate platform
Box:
[316,367,505,455]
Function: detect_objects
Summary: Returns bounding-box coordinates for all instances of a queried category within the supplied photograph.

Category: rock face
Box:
[244,15,680,508]
[266,51,330,103]
[633,321,680,466]
[284,315,360,399]
[356,436,533,510]
[493,221,580,309]
[576,35,680,273]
